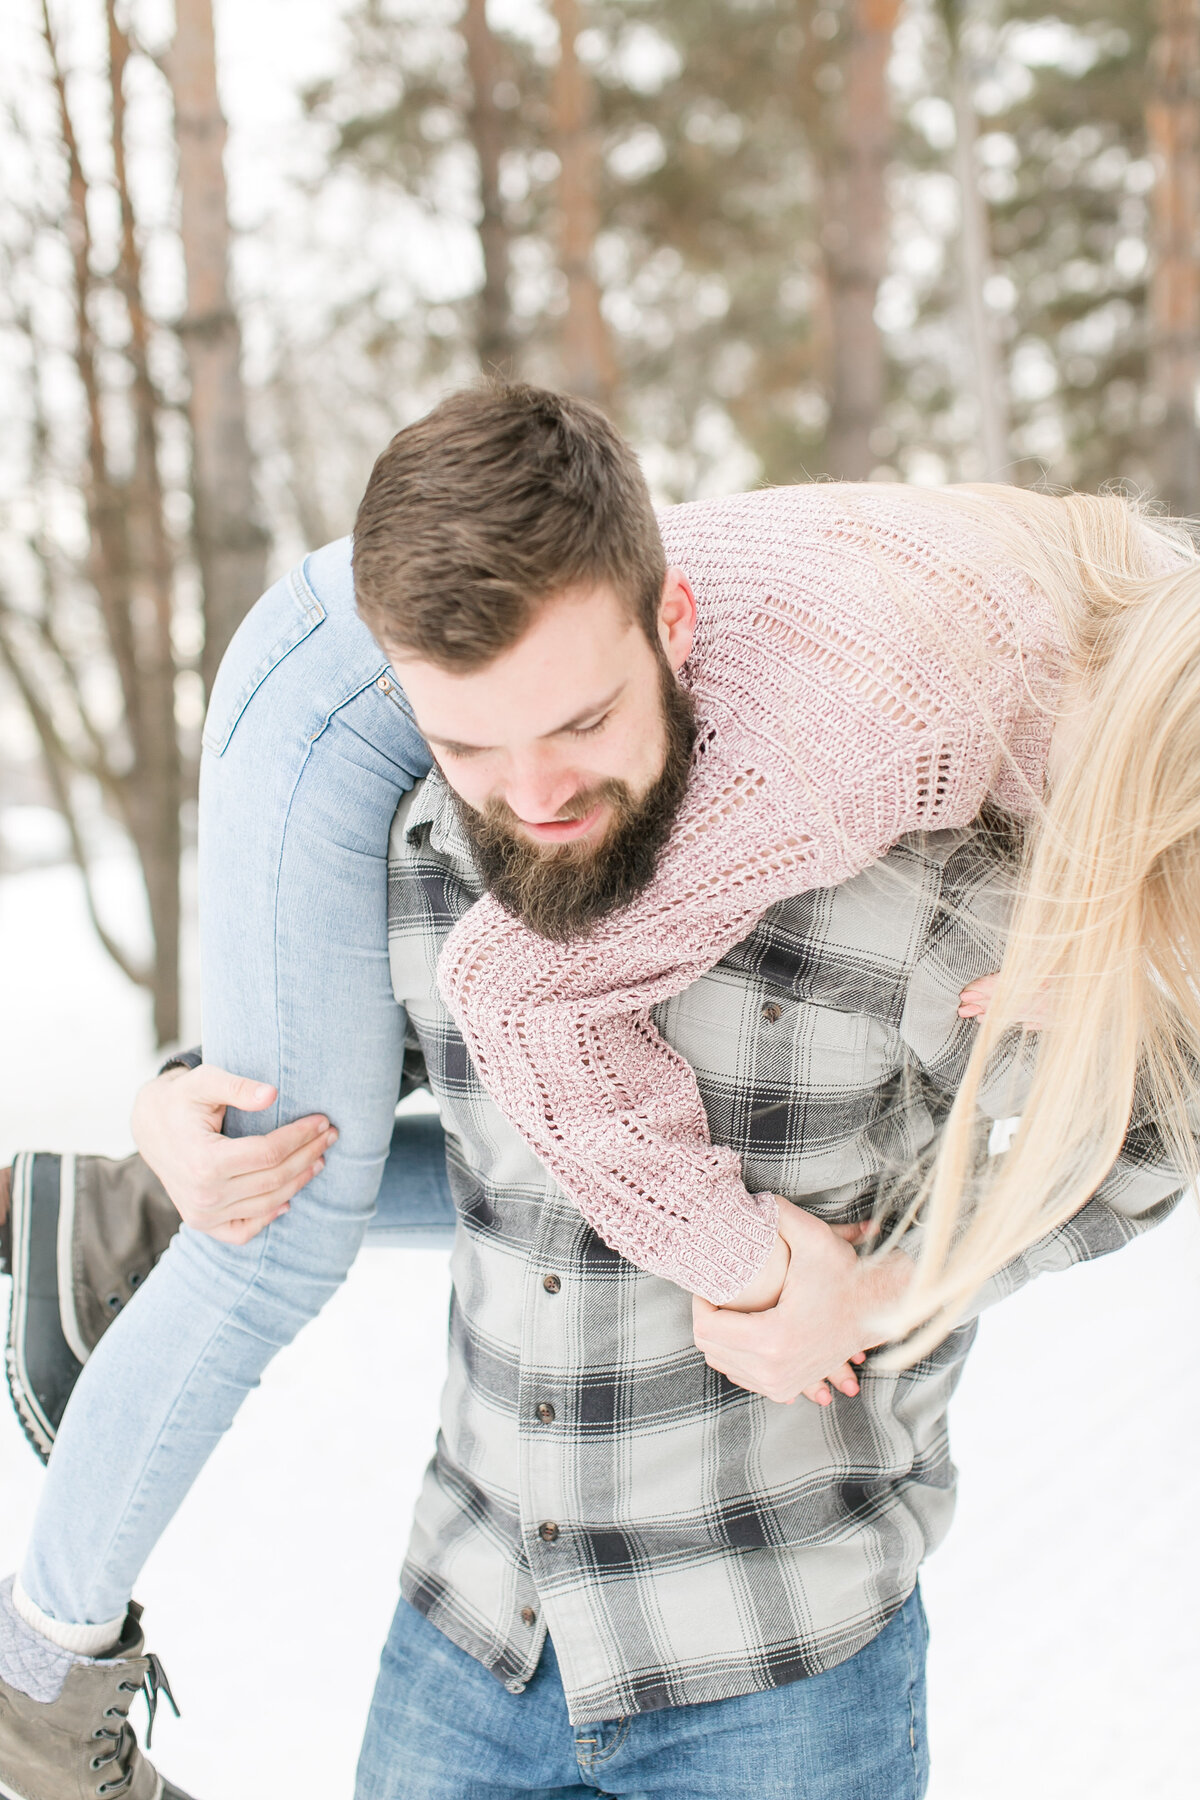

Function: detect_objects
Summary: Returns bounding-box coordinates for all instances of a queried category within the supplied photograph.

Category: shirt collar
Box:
[403,767,480,879]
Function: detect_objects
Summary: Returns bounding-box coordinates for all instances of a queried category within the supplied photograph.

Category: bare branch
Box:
[0,610,150,990]
[38,0,142,731]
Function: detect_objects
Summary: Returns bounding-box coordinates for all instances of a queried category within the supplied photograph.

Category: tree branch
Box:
[0,610,150,990]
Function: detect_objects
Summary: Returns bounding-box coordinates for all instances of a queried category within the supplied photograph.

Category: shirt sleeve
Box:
[897,843,1188,1319]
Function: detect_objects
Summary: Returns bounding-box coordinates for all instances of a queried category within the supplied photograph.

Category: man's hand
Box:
[131,1064,337,1246]
[692,1201,911,1407]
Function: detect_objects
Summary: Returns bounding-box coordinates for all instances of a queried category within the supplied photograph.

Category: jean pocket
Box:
[202,565,327,756]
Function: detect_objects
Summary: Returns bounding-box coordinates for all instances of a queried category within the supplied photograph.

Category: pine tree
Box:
[893,0,1156,493]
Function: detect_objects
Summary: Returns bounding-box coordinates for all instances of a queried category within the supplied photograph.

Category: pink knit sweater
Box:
[437,484,1066,1301]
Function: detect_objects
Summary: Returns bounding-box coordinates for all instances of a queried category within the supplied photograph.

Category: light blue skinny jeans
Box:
[20,538,450,1628]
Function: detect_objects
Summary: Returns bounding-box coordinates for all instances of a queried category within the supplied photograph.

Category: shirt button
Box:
[539,1521,560,1543]
[536,1402,556,1424]
[761,1001,783,1024]
[506,1680,526,1694]
[520,1607,537,1626]
[376,675,392,693]
[542,1274,561,1294]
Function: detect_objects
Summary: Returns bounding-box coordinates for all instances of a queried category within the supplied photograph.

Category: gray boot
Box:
[0,1589,194,1800]
[4,1154,181,1462]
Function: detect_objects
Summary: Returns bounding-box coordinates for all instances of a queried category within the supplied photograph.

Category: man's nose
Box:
[501,758,582,823]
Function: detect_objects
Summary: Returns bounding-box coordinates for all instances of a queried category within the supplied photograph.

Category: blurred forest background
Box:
[1,0,1198,1043]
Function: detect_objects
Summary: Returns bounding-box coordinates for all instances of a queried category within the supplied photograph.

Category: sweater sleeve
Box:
[437,711,967,1301]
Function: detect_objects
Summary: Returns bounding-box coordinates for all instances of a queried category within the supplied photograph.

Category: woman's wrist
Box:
[722,1230,791,1313]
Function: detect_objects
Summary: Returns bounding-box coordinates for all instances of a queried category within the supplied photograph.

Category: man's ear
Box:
[657,567,697,672]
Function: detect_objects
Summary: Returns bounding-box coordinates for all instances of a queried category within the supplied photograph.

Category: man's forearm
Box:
[960,1183,1183,1322]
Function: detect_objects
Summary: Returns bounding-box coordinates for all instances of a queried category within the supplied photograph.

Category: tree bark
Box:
[946,6,1010,481]
[820,0,900,480]
[462,0,514,372]
[109,0,182,1045]
[21,1,186,1043]
[165,0,267,695]
[550,0,618,411]
[1147,0,1200,514]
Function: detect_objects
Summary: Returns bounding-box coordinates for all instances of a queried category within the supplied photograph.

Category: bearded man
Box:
[0,385,1185,1800]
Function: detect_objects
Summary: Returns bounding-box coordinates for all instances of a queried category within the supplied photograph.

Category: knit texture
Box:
[12,1574,124,1658]
[437,484,1065,1301]
[0,1576,82,1704]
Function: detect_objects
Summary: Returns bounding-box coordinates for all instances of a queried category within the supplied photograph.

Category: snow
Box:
[1,856,1198,1797]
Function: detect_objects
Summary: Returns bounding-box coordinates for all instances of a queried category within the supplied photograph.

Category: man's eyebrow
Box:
[423,684,626,755]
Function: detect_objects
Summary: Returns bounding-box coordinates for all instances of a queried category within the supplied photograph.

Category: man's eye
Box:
[569,713,610,738]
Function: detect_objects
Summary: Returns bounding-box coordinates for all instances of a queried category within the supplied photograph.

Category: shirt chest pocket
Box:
[657,969,894,1089]
[656,971,903,1183]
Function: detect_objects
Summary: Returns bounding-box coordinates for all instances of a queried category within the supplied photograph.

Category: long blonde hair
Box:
[881,483,1200,1359]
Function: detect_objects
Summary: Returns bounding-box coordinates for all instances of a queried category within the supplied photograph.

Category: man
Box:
[3,786,1182,1798]
[0,385,1186,1796]
[345,765,1179,1798]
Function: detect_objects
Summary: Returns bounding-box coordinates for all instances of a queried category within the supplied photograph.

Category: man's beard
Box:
[452,659,697,942]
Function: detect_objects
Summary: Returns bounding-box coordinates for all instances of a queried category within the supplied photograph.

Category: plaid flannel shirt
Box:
[387,771,1183,1725]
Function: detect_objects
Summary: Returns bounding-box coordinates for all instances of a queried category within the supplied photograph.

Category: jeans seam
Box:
[575,1715,630,1773]
[904,1589,927,1798]
[80,1232,273,1615]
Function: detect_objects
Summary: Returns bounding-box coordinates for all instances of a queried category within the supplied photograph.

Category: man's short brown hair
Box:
[353,383,666,669]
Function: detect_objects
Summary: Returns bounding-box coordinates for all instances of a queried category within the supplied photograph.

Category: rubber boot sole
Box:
[4,1153,84,1463]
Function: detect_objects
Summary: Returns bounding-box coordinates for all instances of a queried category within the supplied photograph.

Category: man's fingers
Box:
[207,1216,268,1246]
[193,1161,323,1230]
[827,1360,860,1397]
[206,1203,293,1247]
[692,1296,777,1356]
[186,1064,279,1115]
[828,1219,877,1245]
[217,1119,335,1184]
[223,1152,327,1213]
[801,1383,832,1406]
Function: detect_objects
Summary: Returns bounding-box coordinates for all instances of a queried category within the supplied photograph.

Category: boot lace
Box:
[89,1655,180,1797]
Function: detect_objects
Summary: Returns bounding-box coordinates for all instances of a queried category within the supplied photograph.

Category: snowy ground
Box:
[1,855,1198,1798]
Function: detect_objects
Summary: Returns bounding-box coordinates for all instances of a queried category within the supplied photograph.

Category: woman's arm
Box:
[439,729,940,1304]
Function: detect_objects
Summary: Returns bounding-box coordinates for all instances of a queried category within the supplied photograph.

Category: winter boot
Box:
[0,1584,195,1800]
[3,1154,181,1461]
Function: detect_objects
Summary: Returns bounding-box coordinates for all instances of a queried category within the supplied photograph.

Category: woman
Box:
[2,384,1197,1794]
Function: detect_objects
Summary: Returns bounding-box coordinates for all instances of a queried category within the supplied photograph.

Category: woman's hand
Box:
[131,1064,337,1246]
[703,1209,874,1407]
[693,1205,904,1408]
[958,972,1050,1029]
[957,973,1000,1020]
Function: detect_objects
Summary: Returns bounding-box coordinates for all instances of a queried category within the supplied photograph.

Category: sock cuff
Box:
[12,1574,124,1658]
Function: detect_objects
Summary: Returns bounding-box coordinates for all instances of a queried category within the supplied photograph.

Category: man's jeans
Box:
[20,539,451,1629]
[356,1589,930,1800]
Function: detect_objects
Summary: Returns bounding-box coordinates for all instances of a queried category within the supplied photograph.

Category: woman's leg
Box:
[371,1114,456,1246]
[18,538,434,1633]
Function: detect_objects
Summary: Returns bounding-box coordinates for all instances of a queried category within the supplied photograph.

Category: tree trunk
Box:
[462,0,514,372]
[166,0,267,695]
[820,0,900,480]
[110,0,183,1044]
[550,0,618,411]
[1147,0,1200,514]
[18,1,188,1045]
[946,9,1010,481]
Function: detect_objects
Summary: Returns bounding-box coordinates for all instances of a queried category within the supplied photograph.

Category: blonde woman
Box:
[414,466,1200,1358]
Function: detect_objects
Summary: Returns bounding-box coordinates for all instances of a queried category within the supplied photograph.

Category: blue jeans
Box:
[356,1589,930,1800]
[20,540,452,1628]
